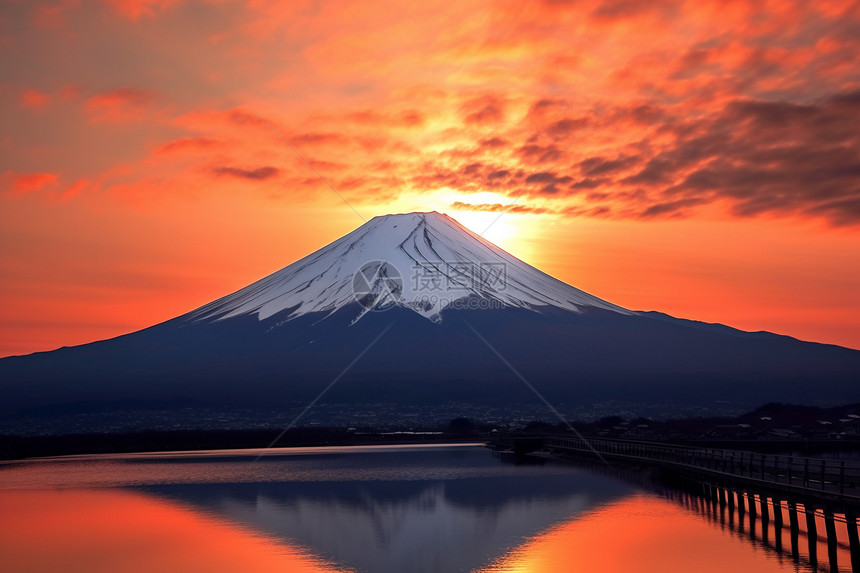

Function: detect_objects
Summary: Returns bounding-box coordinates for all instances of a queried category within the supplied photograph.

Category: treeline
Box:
[527,402,860,437]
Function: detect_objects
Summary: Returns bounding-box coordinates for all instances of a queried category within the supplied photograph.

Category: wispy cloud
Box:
[212,166,280,181]
[85,88,157,124]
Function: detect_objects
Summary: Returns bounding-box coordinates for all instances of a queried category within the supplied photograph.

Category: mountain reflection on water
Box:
[138,447,633,573]
[145,473,628,573]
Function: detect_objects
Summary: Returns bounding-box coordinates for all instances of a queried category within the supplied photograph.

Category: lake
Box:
[0,444,851,572]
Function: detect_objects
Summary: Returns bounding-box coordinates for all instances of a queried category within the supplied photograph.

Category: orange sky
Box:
[1,0,859,357]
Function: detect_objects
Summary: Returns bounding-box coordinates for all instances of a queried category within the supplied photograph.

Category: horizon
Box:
[2,1,859,356]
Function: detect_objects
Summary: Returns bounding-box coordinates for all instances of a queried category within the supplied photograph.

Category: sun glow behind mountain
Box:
[388,189,529,259]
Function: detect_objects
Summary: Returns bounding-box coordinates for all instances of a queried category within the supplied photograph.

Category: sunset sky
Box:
[1,0,859,357]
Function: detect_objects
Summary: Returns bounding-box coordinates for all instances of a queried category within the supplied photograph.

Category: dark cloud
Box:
[546,117,589,139]
[524,171,573,193]
[155,137,220,155]
[579,154,640,177]
[623,157,676,185]
[614,90,860,223]
[627,104,667,125]
[670,47,713,80]
[571,177,606,189]
[450,201,552,215]
[591,0,674,21]
[227,108,262,125]
[584,205,613,217]
[463,162,483,176]
[291,132,346,145]
[587,191,611,201]
[829,90,860,108]
[461,95,506,125]
[465,104,504,124]
[725,99,819,128]
[518,143,562,164]
[640,198,705,218]
[528,98,566,115]
[479,137,508,149]
[409,163,485,193]
[525,172,557,183]
[809,197,860,226]
[347,109,425,127]
[212,166,280,180]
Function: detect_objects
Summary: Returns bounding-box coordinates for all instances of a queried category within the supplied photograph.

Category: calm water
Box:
[0,444,850,572]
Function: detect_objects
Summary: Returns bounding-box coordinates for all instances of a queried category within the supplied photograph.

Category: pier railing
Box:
[522,434,860,570]
[542,435,860,500]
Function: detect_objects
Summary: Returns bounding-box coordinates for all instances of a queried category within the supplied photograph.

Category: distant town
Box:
[2,401,858,460]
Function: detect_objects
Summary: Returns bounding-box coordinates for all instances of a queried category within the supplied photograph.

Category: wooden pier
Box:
[496,434,860,571]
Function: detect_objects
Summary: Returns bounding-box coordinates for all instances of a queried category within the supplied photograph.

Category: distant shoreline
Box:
[3,429,860,462]
[0,428,485,461]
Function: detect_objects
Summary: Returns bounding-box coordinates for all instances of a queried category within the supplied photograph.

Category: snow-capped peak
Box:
[189,211,631,324]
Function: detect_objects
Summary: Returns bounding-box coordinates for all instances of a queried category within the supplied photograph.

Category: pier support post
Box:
[709,488,718,519]
[788,501,800,560]
[805,507,818,567]
[773,498,783,551]
[823,508,838,573]
[760,495,769,542]
[727,489,736,527]
[748,493,757,537]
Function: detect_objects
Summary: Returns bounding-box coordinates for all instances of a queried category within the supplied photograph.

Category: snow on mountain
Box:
[189,211,631,324]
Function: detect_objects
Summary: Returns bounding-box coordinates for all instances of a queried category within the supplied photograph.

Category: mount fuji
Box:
[189,211,629,323]
[1,211,858,432]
